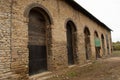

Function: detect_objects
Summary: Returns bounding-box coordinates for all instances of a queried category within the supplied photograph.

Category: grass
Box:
[67,72,78,77]
[111,50,120,57]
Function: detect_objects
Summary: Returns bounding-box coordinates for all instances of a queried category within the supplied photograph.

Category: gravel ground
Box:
[46,51,120,80]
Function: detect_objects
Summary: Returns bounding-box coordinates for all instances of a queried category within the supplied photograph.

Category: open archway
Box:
[94,31,101,58]
[94,31,98,38]
[66,21,77,65]
[28,7,52,75]
[106,34,110,54]
[101,34,105,55]
[84,27,91,60]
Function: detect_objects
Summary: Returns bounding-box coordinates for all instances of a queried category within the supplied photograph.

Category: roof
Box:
[64,0,112,31]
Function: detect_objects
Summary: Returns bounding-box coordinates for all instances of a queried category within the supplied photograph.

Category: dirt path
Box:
[72,56,120,80]
[46,56,120,80]
[104,57,120,62]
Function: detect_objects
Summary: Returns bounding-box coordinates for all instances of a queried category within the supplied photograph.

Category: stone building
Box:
[0,0,112,79]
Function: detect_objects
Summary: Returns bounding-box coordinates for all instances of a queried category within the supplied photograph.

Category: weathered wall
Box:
[0,0,12,79]
[0,0,112,79]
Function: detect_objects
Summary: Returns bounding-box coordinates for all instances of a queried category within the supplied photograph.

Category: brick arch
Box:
[94,30,101,59]
[27,4,53,75]
[24,3,53,24]
[65,19,78,65]
[84,26,90,35]
[101,34,104,39]
[94,30,99,38]
[64,18,77,31]
[101,34,105,55]
[84,26,91,60]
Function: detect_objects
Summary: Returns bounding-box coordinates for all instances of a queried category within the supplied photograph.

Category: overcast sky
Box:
[75,0,120,42]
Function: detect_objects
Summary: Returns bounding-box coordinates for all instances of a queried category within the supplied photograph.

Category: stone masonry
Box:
[0,0,112,80]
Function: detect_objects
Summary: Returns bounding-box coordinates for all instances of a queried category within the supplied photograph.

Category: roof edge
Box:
[64,0,112,31]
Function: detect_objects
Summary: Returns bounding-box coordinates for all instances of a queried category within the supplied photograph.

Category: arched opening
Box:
[101,34,105,56]
[94,31,101,59]
[28,7,51,75]
[66,21,77,65]
[106,34,110,54]
[94,31,98,38]
[84,27,91,60]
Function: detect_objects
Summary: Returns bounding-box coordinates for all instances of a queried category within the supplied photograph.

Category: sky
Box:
[75,0,120,42]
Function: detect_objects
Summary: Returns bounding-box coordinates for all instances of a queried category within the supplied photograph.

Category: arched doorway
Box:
[28,7,51,75]
[66,21,77,65]
[84,27,91,60]
[106,35,110,54]
[101,34,105,56]
[94,31,101,59]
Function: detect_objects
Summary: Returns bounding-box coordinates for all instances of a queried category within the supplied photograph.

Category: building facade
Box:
[0,0,112,79]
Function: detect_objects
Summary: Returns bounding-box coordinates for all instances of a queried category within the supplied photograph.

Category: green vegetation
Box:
[113,41,120,50]
[111,50,120,57]
[67,71,78,77]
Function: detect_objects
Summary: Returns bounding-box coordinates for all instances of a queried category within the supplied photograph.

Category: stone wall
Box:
[0,0,112,79]
[0,0,12,79]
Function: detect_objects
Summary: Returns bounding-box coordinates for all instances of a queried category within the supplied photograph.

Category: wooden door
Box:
[66,24,74,65]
